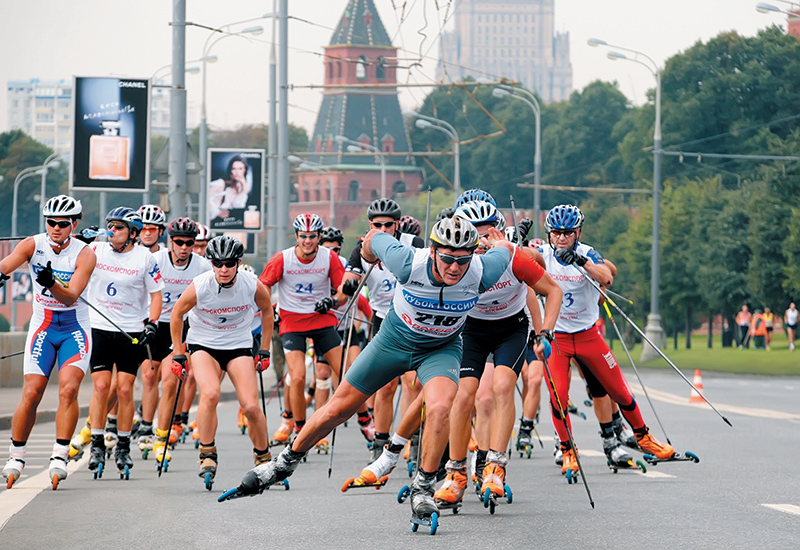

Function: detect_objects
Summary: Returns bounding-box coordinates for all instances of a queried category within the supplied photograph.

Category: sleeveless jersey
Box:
[88,243,165,332]
[364,232,416,318]
[470,246,527,320]
[392,248,483,338]
[787,308,798,325]
[29,234,88,313]
[276,245,334,314]
[153,249,212,323]
[541,243,602,333]
[187,270,258,349]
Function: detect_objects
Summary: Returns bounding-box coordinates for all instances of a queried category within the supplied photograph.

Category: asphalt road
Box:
[1,368,798,548]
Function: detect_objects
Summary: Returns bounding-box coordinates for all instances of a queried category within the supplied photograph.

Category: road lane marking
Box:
[762,504,800,517]
[641,470,675,479]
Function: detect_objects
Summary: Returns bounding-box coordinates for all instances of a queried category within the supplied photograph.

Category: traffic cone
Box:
[688,369,704,403]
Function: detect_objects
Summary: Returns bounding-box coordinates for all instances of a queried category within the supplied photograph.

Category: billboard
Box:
[70,76,150,192]
[207,148,264,232]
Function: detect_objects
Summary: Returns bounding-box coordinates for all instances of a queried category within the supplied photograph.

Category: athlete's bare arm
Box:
[255,281,274,340]
[48,247,97,307]
[0,237,35,275]
[170,282,197,352]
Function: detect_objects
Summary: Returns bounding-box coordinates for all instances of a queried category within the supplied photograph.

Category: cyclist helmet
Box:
[43,195,82,219]
[367,198,402,221]
[430,217,480,251]
[293,213,324,233]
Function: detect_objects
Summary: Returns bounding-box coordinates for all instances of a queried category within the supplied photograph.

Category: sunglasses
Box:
[371,221,395,229]
[436,250,473,266]
[46,219,73,229]
[140,227,160,233]
[550,229,576,236]
[107,223,127,231]
[172,239,195,247]
[297,234,319,240]
[330,246,341,253]
[211,259,238,268]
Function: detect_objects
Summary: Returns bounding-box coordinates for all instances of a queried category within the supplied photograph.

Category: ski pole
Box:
[510,195,522,246]
[265,372,288,407]
[603,301,671,445]
[606,288,634,305]
[575,265,732,428]
[258,366,267,417]
[328,302,358,478]
[335,263,375,330]
[0,350,24,360]
[423,186,432,241]
[160,375,184,478]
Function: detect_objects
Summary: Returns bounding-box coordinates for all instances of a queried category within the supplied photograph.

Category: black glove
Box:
[75,225,101,244]
[140,320,157,347]
[36,261,56,289]
[0,273,10,289]
[342,278,359,297]
[314,296,336,314]
[517,217,533,242]
[554,247,588,267]
[256,349,271,372]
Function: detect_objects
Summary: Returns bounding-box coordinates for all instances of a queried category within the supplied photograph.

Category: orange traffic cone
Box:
[688,369,704,403]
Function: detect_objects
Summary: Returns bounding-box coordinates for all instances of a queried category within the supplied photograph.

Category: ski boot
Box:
[189,418,199,449]
[357,411,375,444]
[137,424,155,459]
[270,411,294,446]
[614,416,640,451]
[406,432,420,478]
[560,443,579,484]
[472,450,487,498]
[169,422,181,446]
[3,444,26,489]
[104,420,118,459]
[409,471,439,535]
[516,420,534,458]
[198,444,217,491]
[344,442,401,492]
[49,443,69,490]
[68,421,92,461]
[634,426,675,460]
[553,431,563,467]
[254,449,272,466]
[114,437,133,480]
[433,460,466,514]
[88,436,106,479]
[314,437,329,455]
[154,428,172,474]
[218,446,299,501]
[132,404,143,438]
[237,407,248,435]
[368,434,389,464]
[603,435,645,473]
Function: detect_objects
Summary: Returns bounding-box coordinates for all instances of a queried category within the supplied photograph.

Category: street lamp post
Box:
[589,38,664,360]
[334,135,387,198]
[404,111,461,195]
[491,87,542,238]
[38,153,61,233]
[13,166,45,238]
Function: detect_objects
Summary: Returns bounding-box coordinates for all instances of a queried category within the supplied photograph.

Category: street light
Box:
[289,155,336,226]
[405,111,461,195]
[334,135,388,198]
[12,166,45,238]
[589,38,664,360]
[38,153,62,233]
[492,86,542,239]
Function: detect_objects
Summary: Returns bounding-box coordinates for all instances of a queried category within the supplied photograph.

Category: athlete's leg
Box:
[227,356,268,451]
[55,365,85,440]
[522,360,543,420]
[156,353,181,434]
[489,365,518,452]
[11,375,48,442]
[115,371,138,433]
[474,364,494,450]
[291,379,369,453]
[284,350,308,423]
[191,351,223,445]
[89,370,113,437]
[546,334,575,444]
[139,360,162,424]
[419,376,458,473]
[373,378,399,434]
[448,377,479,462]
[322,345,371,417]
[399,370,422,415]
[313,359,331,411]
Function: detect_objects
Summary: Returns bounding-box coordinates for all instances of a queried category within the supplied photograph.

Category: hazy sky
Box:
[0,1,778,139]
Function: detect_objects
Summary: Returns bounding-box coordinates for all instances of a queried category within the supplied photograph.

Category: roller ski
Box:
[269,411,294,447]
[315,438,329,455]
[198,444,217,491]
[560,444,580,484]
[614,416,639,452]
[405,432,419,478]
[480,458,512,514]
[88,436,106,479]
[408,472,439,535]
[137,425,154,459]
[154,429,172,475]
[341,474,389,492]
[346,440,402,492]
[114,437,133,480]
[516,419,534,459]
[567,401,586,420]
[217,446,300,501]
[3,445,26,489]
[237,407,248,435]
[49,446,69,490]
[642,451,699,465]
[471,450,487,499]
[603,435,646,473]
[432,460,466,514]
[68,422,92,461]
[104,430,118,459]
[633,427,693,465]
[357,411,376,445]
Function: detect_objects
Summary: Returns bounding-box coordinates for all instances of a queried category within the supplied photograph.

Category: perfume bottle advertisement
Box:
[70,76,150,192]
[207,148,265,232]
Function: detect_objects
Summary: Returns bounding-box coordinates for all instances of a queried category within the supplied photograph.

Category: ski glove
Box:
[256,349,271,372]
[517,217,533,243]
[554,247,588,267]
[314,296,336,314]
[0,273,8,289]
[140,320,158,347]
[172,354,187,379]
[527,330,552,359]
[75,226,101,244]
[342,277,360,297]
[36,261,56,289]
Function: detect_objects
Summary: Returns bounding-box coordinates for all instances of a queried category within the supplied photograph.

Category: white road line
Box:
[641,470,675,479]
[0,455,87,532]
[762,504,800,517]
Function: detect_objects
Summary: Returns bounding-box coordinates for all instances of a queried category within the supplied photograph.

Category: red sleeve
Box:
[511,248,544,286]
[259,251,284,287]
[329,252,345,289]
[357,293,372,319]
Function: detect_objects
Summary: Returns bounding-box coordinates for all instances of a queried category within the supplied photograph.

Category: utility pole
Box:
[168,0,187,218]
[276,0,289,251]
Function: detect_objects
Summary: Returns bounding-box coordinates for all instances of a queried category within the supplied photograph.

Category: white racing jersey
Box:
[153,249,211,323]
[470,246,527,320]
[29,234,89,313]
[187,270,258,349]
[276,245,333,314]
[392,248,483,338]
[88,243,164,332]
[540,242,604,333]
[364,232,416,318]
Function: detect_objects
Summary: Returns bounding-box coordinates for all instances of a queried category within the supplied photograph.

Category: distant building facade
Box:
[7,79,73,154]
[437,0,572,102]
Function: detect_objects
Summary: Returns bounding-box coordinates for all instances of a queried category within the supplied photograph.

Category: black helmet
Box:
[435,207,455,223]
[367,198,401,220]
[319,226,343,245]
[205,235,244,261]
[168,217,198,238]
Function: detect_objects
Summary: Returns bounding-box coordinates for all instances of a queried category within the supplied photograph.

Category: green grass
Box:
[610,332,800,376]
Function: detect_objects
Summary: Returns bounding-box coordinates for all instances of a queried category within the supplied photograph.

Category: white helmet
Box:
[454,200,501,227]
[195,224,211,242]
[430,217,480,250]
[138,204,167,227]
[43,195,82,219]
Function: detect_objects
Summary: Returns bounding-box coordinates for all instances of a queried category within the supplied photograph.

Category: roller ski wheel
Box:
[217,478,290,501]
[397,485,411,503]
[565,468,579,484]
[119,465,130,481]
[341,474,389,492]
[142,448,149,460]
[205,472,214,491]
[410,512,438,535]
[6,473,17,489]
[567,401,586,420]
[642,451,699,465]
[315,440,329,455]
[94,462,104,480]
[51,474,61,490]
[434,499,462,515]
[516,443,532,459]
[607,459,647,474]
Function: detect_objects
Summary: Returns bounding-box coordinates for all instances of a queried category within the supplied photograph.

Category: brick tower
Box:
[290,0,423,231]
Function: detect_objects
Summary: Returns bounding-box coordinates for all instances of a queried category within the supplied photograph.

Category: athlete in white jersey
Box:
[1,196,96,489]
[169,236,274,487]
[137,217,211,463]
[137,204,167,253]
[85,207,164,478]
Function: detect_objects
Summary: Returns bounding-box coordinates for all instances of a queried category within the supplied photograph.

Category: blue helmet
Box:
[545,204,584,232]
[106,207,144,233]
[455,188,496,208]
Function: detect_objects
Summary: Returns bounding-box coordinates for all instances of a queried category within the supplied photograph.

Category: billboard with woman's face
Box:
[207,148,264,231]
